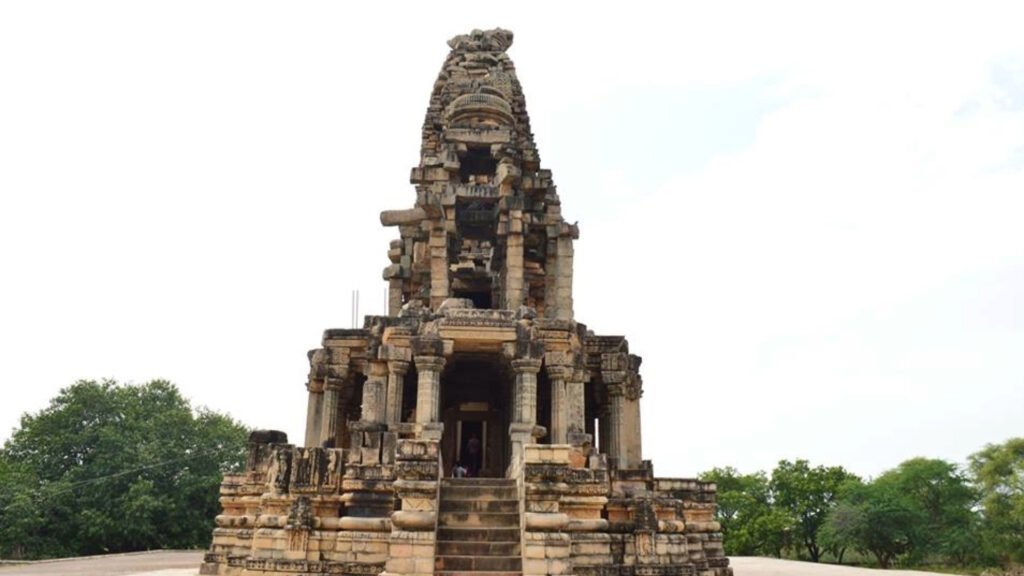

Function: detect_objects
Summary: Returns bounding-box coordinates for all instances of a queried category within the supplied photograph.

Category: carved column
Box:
[511,358,542,426]
[567,367,587,440]
[385,360,410,425]
[547,365,572,444]
[361,360,388,425]
[320,377,343,447]
[544,236,558,318]
[504,208,524,309]
[388,278,403,317]
[597,402,610,456]
[508,357,542,477]
[414,356,445,424]
[622,372,644,466]
[304,379,324,448]
[429,227,449,310]
[605,383,625,465]
[555,228,574,321]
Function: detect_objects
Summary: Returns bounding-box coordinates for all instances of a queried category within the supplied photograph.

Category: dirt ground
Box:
[0,551,968,576]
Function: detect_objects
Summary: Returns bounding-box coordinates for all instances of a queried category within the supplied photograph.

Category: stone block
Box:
[396,439,439,461]
[390,543,412,558]
[525,544,545,559]
[386,557,414,574]
[546,544,570,558]
[361,446,381,465]
[413,557,434,573]
[523,558,548,575]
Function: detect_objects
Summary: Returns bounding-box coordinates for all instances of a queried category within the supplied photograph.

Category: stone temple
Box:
[202,28,731,576]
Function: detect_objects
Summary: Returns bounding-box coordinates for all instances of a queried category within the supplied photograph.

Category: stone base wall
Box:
[519,445,732,576]
[201,431,401,576]
[202,434,730,576]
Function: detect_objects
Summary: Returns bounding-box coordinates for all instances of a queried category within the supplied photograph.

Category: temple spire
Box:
[380,28,577,318]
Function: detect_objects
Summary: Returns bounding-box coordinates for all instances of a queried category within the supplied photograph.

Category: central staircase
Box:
[436,478,522,576]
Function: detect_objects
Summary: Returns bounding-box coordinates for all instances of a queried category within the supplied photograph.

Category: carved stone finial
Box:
[446,28,514,52]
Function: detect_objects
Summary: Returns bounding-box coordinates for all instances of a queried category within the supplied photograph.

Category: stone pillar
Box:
[555,231,574,321]
[361,360,388,425]
[320,378,342,447]
[606,383,626,464]
[509,345,544,477]
[622,375,644,467]
[385,360,410,425]
[414,356,445,424]
[567,368,587,438]
[388,278,403,317]
[597,403,610,456]
[304,379,324,448]
[606,378,643,468]
[504,209,525,309]
[511,358,542,426]
[429,227,448,310]
[544,236,558,318]
[547,365,572,444]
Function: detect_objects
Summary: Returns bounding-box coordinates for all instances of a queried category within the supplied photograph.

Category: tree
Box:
[701,467,794,557]
[872,458,979,565]
[769,459,859,562]
[969,438,1024,566]
[0,379,248,559]
[826,480,925,568]
[819,500,861,564]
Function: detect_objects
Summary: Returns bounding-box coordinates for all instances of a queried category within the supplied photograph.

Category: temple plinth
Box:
[202,28,731,576]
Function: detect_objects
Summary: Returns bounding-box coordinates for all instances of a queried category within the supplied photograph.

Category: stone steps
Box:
[436,572,522,576]
[436,478,522,576]
[436,555,522,571]
[436,541,521,556]
[440,498,519,513]
[438,511,520,527]
[437,527,520,542]
[441,483,519,500]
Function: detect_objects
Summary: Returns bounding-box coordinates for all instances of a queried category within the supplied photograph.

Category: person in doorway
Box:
[452,461,467,478]
[465,432,482,477]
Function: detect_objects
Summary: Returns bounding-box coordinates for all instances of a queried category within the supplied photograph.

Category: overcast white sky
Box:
[1,1,1022,479]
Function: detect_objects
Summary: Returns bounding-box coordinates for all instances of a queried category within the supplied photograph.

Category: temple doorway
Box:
[440,356,511,477]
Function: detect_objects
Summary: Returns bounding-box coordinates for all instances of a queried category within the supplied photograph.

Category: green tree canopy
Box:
[0,379,248,559]
[873,457,979,565]
[825,480,925,569]
[969,437,1024,565]
[700,467,794,557]
[770,459,860,562]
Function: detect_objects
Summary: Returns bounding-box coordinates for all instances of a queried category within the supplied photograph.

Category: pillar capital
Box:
[546,364,573,381]
[323,376,344,392]
[606,381,624,398]
[387,359,410,376]
[306,378,324,394]
[414,355,446,373]
[368,359,389,377]
[511,358,542,374]
[326,363,349,381]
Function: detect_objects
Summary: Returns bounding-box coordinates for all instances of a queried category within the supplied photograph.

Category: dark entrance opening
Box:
[459,147,498,183]
[454,289,492,310]
[439,355,511,477]
[458,420,484,477]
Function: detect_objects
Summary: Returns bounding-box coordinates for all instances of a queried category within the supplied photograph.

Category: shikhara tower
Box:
[203,29,731,576]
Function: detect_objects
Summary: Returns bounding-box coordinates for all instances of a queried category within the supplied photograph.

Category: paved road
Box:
[0,552,968,576]
[0,551,203,576]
